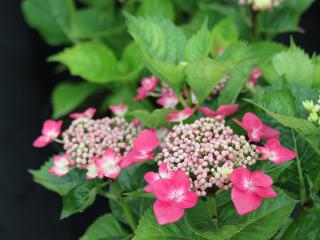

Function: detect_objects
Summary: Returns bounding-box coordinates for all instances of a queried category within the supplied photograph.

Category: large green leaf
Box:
[282,209,320,240]
[29,160,85,196]
[51,81,100,118]
[61,180,98,219]
[80,213,128,240]
[22,0,75,45]
[186,58,227,103]
[128,109,176,129]
[138,0,175,21]
[49,42,118,83]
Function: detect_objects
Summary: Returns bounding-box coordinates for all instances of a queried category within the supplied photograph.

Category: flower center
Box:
[171,189,185,202]
[244,179,255,191]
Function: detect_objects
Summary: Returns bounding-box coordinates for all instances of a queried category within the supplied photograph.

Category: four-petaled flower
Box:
[48,154,70,177]
[33,119,63,147]
[257,138,297,164]
[233,112,280,142]
[70,107,96,119]
[135,76,158,101]
[156,91,179,109]
[230,167,277,216]
[167,108,195,123]
[109,104,128,116]
[144,163,173,192]
[152,170,198,224]
[198,104,239,119]
[121,129,160,168]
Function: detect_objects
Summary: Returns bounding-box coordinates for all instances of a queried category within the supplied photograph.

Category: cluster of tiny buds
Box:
[62,117,141,168]
[238,0,283,10]
[303,95,320,127]
[155,117,259,196]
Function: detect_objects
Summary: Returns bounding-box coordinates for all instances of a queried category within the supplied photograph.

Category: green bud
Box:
[308,112,319,123]
[303,100,315,112]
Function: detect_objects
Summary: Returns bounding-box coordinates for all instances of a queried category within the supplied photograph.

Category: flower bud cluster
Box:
[62,117,141,168]
[303,96,320,127]
[239,0,283,11]
[155,117,259,196]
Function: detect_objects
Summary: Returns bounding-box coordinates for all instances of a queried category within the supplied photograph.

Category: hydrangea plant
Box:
[23,0,320,239]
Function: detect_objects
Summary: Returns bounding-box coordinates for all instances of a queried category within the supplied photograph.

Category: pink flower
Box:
[230,167,277,216]
[70,107,96,119]
[132,119,141,127]
[121,129,160,168]
[257,138,297,164]
[198,104,239,119]
[92,149,122,179]
[48,155,69,177]
[109,104,128,116]
[233,112,280,142]
[246,68,262,89]
[152,171,198,224]
[167,108,195,123]
[135,76,158,101]
[217,48,224,56]
[144,163,174,192]
[33,120,63,147]
[156,92,179,109]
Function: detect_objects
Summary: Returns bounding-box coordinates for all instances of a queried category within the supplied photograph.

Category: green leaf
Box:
[125,14,186,90]
[211,18,239,57]
[52,82,100,118]
[271,44,315,86]
[61,180,98,219]
[133,209,207,240]
[22,0,75,45]
[29,160,85,196]
[138,0,175,21]
[80,213,128,240]
[186,58,227,103]
[78,0,114,9]
[49,42,118,83]
[249,41,286,63]
[128,109,176,129]
[282,208,320,240]
[253,161,293,180]
[185,22,211,62]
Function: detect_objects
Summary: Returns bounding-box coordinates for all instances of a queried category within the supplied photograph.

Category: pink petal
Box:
[144,172,160,184]
[216,104,239,118]
[250,171,273,187]
[198,106,218,117]
[70,108,96,119]
[119,154,135,168]
[233,118,246,129]
[158,163,169,177]
[177,191,198,209]
[133,129,160,152]
[33,135,51,148]
[144,185,154,192]
[242,112,263,130]
[102,148,117,160]
[104,166,121,179]
[171,170,192,191]
[251,68,262,79]
[167,108,194,122]
[247,128,263,142]
[254,186,277,198]
[231,187,262,216]
[265,138,282,150]
[153,179,176,202]
[257,146,270,160]
[141,76,158,92]
[273,147,297,164]
[48,166,69,177]
[229,167,251,191]
[134,87,148,102]
[109,104,128,116]
[153,200,185,225]
[42,120,62,138]
[261,125,280,139]
[156,92,179,109]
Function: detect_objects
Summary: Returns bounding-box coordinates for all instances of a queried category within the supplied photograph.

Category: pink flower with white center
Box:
[156,92,179,109]
[251,68,262,80]
[48,155,70,177]
[70,107,96,120]
[167,108,195,123]
[135,76,158,101]
[121,129,160,168]
[152,171,198,224]
[198,104,239,119]
[109,104,128,116]
[233,112,280,142]
[257,138,297,164]
[33,120,63,148]
[230,167,277,216]
[86,162,99,180]
[94,149,121,179]
[144,163,174,192]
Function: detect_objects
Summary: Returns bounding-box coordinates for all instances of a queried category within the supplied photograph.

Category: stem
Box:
[177,93,188,108]
[292,130,307,205]
[111,180,137,231]
[207,194,218,219]
[54,138,63,144]
[251,8,258,38]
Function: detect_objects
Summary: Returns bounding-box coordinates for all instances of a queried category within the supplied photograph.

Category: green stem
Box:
[292,130,307,205]
[208,195,218,219]
[112,180,137,231]
[177,92,188,108]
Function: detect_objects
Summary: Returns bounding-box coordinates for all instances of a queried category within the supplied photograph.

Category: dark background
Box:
[0,0,319,239]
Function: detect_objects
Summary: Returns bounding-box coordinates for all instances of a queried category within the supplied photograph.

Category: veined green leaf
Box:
[138,0,175,21]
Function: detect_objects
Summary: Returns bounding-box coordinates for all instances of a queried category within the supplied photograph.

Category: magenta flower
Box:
[167,108,195,123]
[92,149,121,179]
[152,171,198,224]
[121,129,160,168]
[144,163,174,192]
[48,154,70,177]
[156,92,179,109]
[257,138,297,164]
[230,167,277,216]
[198,104,239,119]
[135,76,158,101]
[33,120,63,147]
[233,112,280,142]
[109,104,128,116]
[70,107,96,119]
